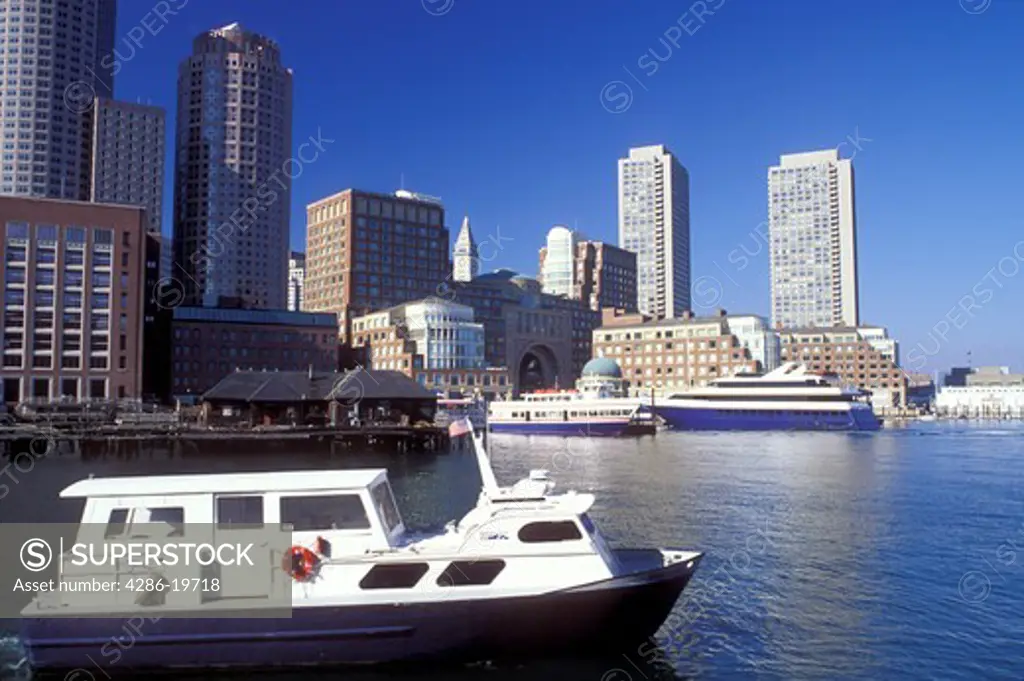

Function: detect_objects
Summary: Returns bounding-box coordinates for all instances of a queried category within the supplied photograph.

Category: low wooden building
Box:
[201,368,436,427]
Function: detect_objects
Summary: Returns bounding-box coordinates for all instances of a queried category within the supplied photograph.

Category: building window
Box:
[5,221,29,239]
[31,378,49,399]
[88,379,106,399]
[60,378,77,398]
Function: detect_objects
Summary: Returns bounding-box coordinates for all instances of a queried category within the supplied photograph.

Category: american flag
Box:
[448,417,472,438]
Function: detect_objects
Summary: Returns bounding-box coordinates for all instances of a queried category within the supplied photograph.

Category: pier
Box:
[0,423,450,457]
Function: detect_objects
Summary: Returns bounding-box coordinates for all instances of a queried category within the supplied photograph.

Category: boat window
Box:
[105,507,185,538]
[518,521,583,543]
[370,482,402,534]
[104,509,128,538]
[280,494,370,531]
[437,560,505,587]
[359,563,429,589]
[216,496,264,528]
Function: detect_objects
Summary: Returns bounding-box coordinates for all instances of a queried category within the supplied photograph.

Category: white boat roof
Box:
[60,469,389,499]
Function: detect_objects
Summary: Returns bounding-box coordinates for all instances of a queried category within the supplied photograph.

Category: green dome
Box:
[582,357,622,378]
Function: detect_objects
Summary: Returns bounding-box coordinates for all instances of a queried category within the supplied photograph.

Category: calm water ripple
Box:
[1,422,1022,680]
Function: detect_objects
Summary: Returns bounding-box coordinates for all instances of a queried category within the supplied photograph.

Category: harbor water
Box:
[1,422,1023,680]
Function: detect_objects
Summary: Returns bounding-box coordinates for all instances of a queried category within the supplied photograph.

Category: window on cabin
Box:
[370,482,402,534]
[359,563,429,589]
[105,509,128,538]
[105,507,185,538]
[216,496,264,528]
[518,521,583,543]
[135,507,185,536]
[280,494,370,531]
[437,559,505,587]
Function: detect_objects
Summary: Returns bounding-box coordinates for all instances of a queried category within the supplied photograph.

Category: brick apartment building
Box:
[778,326,906,407]
[0,197,148,403]
[304,189,450,341]
[592,308,779,396]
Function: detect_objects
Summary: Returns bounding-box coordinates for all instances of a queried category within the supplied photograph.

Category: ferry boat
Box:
[487,391,643,436]
[652,362,881,431]
[486,357,646,436]
[21,423,702,673]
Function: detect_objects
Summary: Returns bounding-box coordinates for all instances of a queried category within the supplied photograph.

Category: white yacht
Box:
[487,357,645,436]
[653,362,881,431]
[21,424,702,673]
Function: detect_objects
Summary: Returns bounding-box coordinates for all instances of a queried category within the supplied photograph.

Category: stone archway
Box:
[517,344,559,394]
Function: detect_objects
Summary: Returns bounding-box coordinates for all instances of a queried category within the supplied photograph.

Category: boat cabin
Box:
[61,469,407,555]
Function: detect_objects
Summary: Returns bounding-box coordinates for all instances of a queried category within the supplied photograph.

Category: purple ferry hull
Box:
[654,405,881,431]
[488,420,631,436]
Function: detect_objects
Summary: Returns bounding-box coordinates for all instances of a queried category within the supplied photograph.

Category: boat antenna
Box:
[469,421,499,494]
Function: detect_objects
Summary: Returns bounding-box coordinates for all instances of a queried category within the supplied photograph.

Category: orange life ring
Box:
[282,545,319,581]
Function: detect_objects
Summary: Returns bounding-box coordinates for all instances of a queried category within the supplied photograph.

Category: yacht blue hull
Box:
[654,405,881,432]
[488,420,630,436]
[23,551,700,674]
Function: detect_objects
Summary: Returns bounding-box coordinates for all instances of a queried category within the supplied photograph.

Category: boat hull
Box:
[488,419,630,436]
[654,404,881,431]
[23,551,700,673]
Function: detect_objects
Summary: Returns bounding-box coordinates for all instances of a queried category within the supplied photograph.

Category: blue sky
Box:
[113,0,1024,374]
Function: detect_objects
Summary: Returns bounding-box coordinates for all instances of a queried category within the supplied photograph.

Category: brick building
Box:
[304,189,450,341]
[592,308,779,396]
[777,326,906,407]
[449,270,600,393]
[170,307,339,399]
[1,197,148,403]
[539,235,637,312]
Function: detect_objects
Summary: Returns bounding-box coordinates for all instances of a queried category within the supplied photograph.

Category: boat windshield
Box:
[370,481,403,534]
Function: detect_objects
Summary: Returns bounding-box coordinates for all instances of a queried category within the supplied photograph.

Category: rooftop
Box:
[776,149,841,167]
[172,306,338,328]
[306,188,446,210]
[202,368,436,403]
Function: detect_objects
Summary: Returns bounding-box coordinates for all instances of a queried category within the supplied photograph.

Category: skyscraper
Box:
[617,145,690,318]
[538,230,637,312]
[173,23,293,309]
[452,215,479,282]
[90,99,165,234]
[0,0,117,199]
[287,251,305,312]
[304,189,449,340]
[768,149,859,328]
[539,225,576,297]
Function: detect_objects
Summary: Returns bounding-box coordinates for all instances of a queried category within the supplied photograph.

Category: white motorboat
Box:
[21,423,702,673]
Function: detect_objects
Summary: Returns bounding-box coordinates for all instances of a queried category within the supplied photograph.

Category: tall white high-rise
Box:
[452,215,478,282]
[539,225,576,297]
[0,0,117,198]
[768,149,859,328]
[173,23,293,309]
[617,145,690,318]
[90,99,166,234]
[287,251,305,312]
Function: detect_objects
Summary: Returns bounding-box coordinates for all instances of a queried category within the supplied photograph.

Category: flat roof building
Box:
[0,196,148,403]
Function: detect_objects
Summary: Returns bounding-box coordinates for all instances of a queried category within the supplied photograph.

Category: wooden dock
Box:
[0,423,450,455]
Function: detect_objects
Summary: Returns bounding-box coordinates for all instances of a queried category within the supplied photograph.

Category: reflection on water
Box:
[3,423,1024,680]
